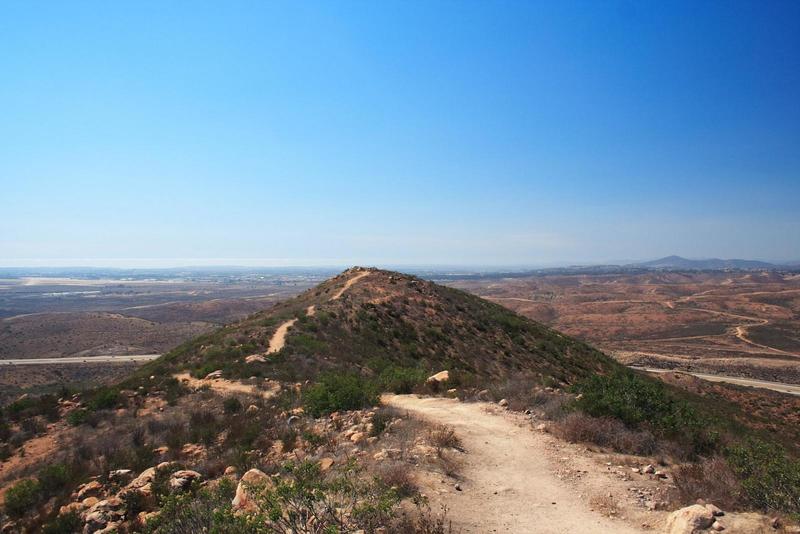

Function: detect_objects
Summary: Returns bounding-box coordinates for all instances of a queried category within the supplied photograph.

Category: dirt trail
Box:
[383,394,644,534]
[174,372,278,398]
[332,271,370,300]
[267,318,297,354]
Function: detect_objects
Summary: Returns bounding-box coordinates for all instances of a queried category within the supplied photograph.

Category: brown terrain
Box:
[450,271,800,384]
[0,269,798,533]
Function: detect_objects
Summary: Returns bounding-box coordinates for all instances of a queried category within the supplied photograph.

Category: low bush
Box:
[673,456,743,510]
[223,397,243,414]
[377,366,427,394]
[37,463,73,494]
[427,425,463,454]
[303,372,379,417]
[370,407,398,437]
[551,412,657,455]
[724,438,800,515]
[4,479,40,517]
[42,511,82,534]
[573,369,716,456]
[86,387,121,411]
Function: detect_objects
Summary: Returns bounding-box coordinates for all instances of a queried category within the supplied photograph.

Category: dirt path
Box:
[267,318,297,354]
[332,271,370,300]
[383,395,645,534]
[174,373,279,398]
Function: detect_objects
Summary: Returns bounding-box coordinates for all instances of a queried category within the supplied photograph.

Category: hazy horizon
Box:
[2,2,799,265]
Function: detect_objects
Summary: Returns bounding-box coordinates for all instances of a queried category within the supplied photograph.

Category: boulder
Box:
[108,469,134,483]
[426,370,449,383]
[319,458,334,472]
[664,504,715,534]
[350,432,366,444]
[224,466,238,475]
[204,370,224,380]
[169,470,202,491]
[245,354,266,364]
[498,399,509,407]
[232,469,273,512]
[77,480,103,500]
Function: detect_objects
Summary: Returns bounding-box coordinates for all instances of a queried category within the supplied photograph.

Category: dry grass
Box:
[427,424,463,454]
[589,493,620,517]
[672,456,743,510]
[550,412,657,455]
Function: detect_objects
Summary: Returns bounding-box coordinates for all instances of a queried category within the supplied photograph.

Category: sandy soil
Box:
[384,394,654,534]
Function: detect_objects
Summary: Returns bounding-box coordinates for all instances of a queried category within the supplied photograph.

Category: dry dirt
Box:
[173,373,280,398]
[384,394,667,533]
[451,271,800,384]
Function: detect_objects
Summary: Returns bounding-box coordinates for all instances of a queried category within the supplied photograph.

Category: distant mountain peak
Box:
[633,256,776,270]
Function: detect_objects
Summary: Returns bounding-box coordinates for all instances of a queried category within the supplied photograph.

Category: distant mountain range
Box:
[630,255,781,270]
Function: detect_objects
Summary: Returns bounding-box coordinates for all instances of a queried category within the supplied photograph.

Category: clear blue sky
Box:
[2,1,798,267]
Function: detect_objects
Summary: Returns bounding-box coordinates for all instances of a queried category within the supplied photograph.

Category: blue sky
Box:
[1,1,798,267]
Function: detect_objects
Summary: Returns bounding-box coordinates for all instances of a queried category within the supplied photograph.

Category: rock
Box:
[477,389,491,400]
[454,483,462,491]
[426,370,449,383]
[204,370,223,380]
[498,398,508,407]
[82,497,99,508]
[535,423,547,431]
[643,464,656,474]
[245,354,266,364]
[126,467,157,496]
[287,415,300,426]
[108,469,134,483]
[1,522,16,534]
[319,458,334,472]
[664,504,715,534]
[169,470,202,491]
[77,480,103,500]
[245,404,260,416]
[711,521,725,531]
[232,469,273,512]
[350,432,365,444]
[447,388,457,394]
[59,501,85,515]
[224,466,238,475]
[705,503,724,517]
[654,470,668,479]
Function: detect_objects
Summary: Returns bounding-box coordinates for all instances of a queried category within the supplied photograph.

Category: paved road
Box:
[0,354,161,365]
[632,366,800,397]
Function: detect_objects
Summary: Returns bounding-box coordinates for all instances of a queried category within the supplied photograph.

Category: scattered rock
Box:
[232,469,273,512]
[426,370,449,383]
[664,504,715,534]
[169,470,202,491]
[319,458,334,472]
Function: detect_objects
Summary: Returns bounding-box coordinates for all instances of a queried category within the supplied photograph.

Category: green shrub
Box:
[87,387,121,411]
[303,373,379,417]
[42,511,82,534]
[4,479,41,517]
[67,408,89,426]
[725,439,800,514]
[573,369,716,455]
[37,463,72,494]
[223,397,243,414]
[378,366,426,394]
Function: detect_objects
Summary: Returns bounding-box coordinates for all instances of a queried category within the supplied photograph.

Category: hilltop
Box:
[135,267,618,388]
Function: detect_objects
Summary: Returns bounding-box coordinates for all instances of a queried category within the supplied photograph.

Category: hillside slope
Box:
[135,267,618,387]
